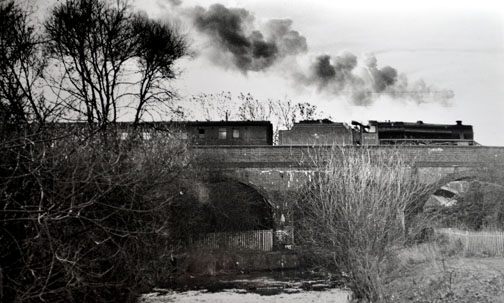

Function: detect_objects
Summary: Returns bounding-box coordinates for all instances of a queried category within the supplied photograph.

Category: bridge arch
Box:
[181,173,276,233]
[421,169,479,211]
[435,169,478,186]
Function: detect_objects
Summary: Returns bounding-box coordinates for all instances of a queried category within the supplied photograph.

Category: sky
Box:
[32,0,504,145]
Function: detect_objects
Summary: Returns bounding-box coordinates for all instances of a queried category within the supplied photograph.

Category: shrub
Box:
[0,128,189,302]
[295,146,435,302]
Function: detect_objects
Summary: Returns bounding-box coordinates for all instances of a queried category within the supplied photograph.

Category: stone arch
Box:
[436,169,478,186]
[424,169,478,209]
[234,180,275,210]
[184,173,275,233]
[422,167,504,230]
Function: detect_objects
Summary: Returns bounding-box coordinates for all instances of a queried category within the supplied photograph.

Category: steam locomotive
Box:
[278,119,474,146]
[350,120,474,146]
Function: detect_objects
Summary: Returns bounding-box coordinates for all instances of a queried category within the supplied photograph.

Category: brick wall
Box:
[192,145,504,194]
[194,145,504,168]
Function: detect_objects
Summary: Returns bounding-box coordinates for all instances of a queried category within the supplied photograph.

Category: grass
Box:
[385,239,504,303]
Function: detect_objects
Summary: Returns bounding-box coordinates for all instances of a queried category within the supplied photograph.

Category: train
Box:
[352,120,474,146]
[119,119,475,146]
[176,120,273,145]
[278,119,474,146]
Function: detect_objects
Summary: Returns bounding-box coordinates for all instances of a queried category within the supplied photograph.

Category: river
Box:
[140,271,351,303]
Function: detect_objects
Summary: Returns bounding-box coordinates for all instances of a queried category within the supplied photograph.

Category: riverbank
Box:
[386,252,504,302]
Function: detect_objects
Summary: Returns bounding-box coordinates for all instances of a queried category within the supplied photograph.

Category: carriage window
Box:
[232,129,240,138]
[218,128,227,139]
[198,129,205,139]
[142,132,151,140]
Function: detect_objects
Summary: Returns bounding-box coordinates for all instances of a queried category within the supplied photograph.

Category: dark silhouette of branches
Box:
[0,1,49,126]
[0,1,192,301]
[45,0,187,129]
[131,14,187,124]
[0,128,190,302]
[295,147,435,302]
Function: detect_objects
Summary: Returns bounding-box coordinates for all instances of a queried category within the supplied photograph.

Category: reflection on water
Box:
[140,270,351,303]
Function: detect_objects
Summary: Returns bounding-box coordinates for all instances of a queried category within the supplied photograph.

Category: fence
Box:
[191,229,274,252]
[437,228,504,256]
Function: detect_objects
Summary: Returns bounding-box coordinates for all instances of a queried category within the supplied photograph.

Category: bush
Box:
[0,128,189,302]
[430,180,504,231]
[295,147,435,302]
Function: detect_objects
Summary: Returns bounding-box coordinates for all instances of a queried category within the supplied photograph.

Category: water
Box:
[140,271,351,303]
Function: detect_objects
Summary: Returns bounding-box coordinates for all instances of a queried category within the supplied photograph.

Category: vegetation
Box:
[429,172,504,231]
[293,147,504,302]
[0,128,190,302]
[0,0,49,125]
[44,0,187,128]
[0,0,189,301]
[385,240,504,303]
[1,0,187,130]
[295,147,435,302]
[385,159,504,302]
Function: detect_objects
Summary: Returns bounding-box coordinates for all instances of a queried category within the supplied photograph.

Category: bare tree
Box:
[295,147,435,302]
[44,0,187,129]
[272,98,297,130]
[296,102,319,121]
[0,1,48,126]
[130,14,187,124]
[188,91,235,121]
[237,93,273,121]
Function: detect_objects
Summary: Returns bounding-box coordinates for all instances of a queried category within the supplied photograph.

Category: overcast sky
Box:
[35,0,504,145]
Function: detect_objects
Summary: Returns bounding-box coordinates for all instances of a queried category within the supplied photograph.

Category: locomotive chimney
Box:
[456,120,462,125]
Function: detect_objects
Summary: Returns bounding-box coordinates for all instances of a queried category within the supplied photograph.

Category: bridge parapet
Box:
[193,145,504,168]
[191,145,504,194]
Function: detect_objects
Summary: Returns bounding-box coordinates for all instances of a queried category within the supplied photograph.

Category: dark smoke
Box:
[167,0,183,6]
[184,3,453,105]
[264,19,308,55]
[314,55,336,84]
[301,53,453,105]
[309,52,358,91]
[191,4,307,72]
[159,0,183,8]
[364,56,398,92]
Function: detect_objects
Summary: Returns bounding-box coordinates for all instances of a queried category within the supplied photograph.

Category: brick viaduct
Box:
[189,145,504,240]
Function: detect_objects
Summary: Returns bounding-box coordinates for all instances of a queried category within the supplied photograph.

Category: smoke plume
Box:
[182,3,453,105]
[299,53,454,105]
[191,4,307,72]
[166,0,182,6]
